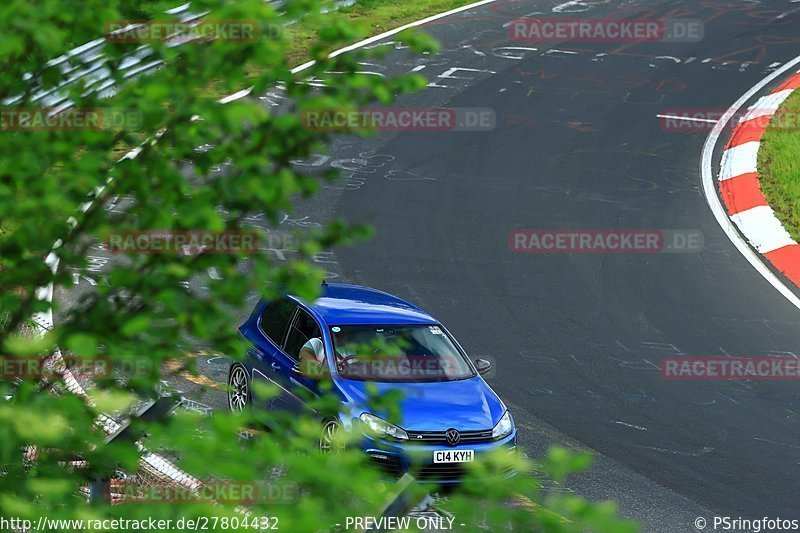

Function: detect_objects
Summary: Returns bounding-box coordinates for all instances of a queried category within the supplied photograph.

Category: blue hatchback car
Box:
[229,282,516,483]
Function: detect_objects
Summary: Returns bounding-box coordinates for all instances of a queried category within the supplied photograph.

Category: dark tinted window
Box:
[284,310,322,361]
[259,299,296,345]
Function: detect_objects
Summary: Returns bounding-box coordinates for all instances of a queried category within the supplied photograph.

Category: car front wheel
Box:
[228,363,251,412]
[319,418,343,454]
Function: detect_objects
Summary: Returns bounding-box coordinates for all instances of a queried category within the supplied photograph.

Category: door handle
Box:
[249,347,268,360]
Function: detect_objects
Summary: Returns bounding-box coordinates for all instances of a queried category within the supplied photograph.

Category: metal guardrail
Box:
[5,3,205,112]
[89,395,182,502]
[7,0,358,113]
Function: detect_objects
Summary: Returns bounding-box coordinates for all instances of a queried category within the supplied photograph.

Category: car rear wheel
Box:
[228,363,251,412]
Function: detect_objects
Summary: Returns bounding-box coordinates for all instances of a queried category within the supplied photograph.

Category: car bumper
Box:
[360,430,517,484]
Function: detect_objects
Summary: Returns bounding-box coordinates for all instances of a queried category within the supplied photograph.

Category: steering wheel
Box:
[336,354,360,373]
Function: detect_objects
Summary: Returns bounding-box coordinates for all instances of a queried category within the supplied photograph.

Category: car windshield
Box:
[329,324,475,382]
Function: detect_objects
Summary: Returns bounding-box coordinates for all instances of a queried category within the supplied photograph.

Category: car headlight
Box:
[359,413,408,441]
[492,411,513,439]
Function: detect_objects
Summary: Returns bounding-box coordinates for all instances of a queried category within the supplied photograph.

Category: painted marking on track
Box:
[641,341,686,355]
[656,114,718,124]
[219,0,505,101]
[385,170,435,181]
[718,393,740,405]
[612,420,648,431]
[492,46,538,60]
[462,45,486,56]
[428,67,497,88]
[642,446,714,457]
[754,437,800,450]
[501,12,543,28]
[165,360,225,390]
[552,0,609,14]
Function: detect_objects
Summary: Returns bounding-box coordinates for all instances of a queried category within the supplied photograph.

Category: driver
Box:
[298,329,354,378]
[298,337,326,378]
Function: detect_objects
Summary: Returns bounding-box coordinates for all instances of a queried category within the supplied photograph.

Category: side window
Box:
[259,299,296,346]
[283,310,322,362]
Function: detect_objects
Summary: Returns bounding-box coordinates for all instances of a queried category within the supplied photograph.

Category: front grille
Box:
[406,429,493,444]
[414,463,466,482]
[367,453,403,479]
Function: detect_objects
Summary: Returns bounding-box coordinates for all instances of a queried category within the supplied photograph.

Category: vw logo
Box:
[445,428,461,446]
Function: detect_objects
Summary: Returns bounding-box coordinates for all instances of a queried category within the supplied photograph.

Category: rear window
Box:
[259,299,296,345]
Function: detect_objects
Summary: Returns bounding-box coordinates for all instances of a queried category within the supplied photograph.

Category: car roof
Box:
[294,282,437,326]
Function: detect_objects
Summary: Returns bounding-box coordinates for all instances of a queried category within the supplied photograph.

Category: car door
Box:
[246,298,297,410]
[272,308,324,416]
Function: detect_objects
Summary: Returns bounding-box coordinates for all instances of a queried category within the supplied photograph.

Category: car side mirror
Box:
[474,358,492,376]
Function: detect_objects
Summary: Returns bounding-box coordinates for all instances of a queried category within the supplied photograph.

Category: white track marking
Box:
[612,420,648,431]
[700,57,800,311]
[656,114,718,124]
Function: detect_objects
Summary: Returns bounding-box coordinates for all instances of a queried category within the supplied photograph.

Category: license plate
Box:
[433,449,474,463]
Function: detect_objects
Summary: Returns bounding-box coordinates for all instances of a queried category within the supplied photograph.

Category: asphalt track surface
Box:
[54,0,800,530]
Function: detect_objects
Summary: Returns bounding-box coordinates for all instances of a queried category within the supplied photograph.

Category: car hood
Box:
[336,376,506,431]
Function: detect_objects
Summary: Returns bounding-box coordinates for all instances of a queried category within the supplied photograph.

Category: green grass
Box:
[199,0,471,98]
[283,0,469,65]
[758,90,800,242]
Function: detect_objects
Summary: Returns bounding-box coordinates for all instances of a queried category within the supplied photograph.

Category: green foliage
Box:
[0,1,638,531]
